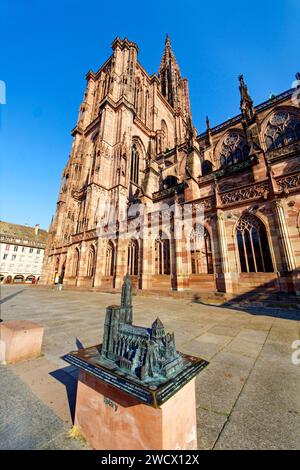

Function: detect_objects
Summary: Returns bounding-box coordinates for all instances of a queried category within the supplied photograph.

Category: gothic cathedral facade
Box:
[41,37,300,295]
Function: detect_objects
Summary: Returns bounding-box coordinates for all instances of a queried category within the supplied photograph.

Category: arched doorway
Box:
[14,275,24,283]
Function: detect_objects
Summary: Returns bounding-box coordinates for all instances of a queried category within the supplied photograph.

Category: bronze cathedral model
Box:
[63,274,208,406]
[100,274,184,383]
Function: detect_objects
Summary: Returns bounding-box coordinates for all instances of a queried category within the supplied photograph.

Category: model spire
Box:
[121,273,132,323]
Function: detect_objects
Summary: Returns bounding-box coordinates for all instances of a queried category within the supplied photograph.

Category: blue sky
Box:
[0,0,299,229]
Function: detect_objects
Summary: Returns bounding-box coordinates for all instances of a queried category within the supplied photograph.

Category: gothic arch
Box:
[134,78,142,116]
[132,136,146,161]
[234,214,274,273]
[201,159,213,176]
[260,106,300,151]
[127,239,139,276]
[145,89,150,125]
[105,241,115,276]
[161,119,169,150]
[215,129,250,169]
[90,130,99,143]
[130,144,140,185]
[60,259,66,283]
[73,248,80,277]
[154,232,171,275]
[86,244,96,277]
[130,137,146,186]
[162,175,178,189]
[189,223,214,274]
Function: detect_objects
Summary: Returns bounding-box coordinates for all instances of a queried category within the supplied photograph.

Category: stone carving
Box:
[101,274,184,383]
[196,196,215,210]
[152,182,185,202]
[239,75,255,124]
[277,172,300,192]
[220,182,270,205]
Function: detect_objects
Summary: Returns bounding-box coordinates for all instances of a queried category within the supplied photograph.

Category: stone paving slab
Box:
[214,345,300,449]
[0,285,299,450]
[0,365,88,450]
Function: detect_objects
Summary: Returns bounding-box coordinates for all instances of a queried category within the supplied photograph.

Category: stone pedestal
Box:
[0,320,44,364]
[75,369,197,450]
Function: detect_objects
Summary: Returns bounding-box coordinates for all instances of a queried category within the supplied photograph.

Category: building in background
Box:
[41,36,300,295]
[0,221,48,284]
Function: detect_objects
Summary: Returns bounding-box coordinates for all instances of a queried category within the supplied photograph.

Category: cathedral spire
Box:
[239,74,255,124]
[158,34,181,108]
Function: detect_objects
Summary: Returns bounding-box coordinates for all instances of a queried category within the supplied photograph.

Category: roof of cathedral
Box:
[120,324,150,338]
[0,221,48,247]
[197,85,295,140]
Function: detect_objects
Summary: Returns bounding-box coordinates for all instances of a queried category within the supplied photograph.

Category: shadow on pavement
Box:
[0,289,25,305]
[49,365,78,423]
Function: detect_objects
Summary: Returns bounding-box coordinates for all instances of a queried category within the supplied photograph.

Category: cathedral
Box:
[41,36,300,296]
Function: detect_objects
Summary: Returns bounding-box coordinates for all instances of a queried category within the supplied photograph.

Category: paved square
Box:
[1,285,300,449]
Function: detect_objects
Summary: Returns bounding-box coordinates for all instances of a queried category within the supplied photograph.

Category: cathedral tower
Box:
[158,34,191,119]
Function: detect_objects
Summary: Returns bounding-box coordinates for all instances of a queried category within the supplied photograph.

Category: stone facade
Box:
[0,222,47,283]
[41,37,300,295]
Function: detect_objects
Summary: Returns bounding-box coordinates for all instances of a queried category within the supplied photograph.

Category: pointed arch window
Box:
[73,249,80,277]
[161,120,168,151]
[219,132,250,168]
[236,215,273,273]
[87,246,96,277]
[264,110,300,150]
[134,79,142,116]
[127,239,139,275]
[201,160,213,176]
[130,145,140,185]
[155,236,170,275]
[190,225,213,274]
[145,90,149,125]
[105,241,115,276]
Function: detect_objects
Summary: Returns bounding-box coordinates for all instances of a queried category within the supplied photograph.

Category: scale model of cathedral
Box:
[100,274,184,382]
